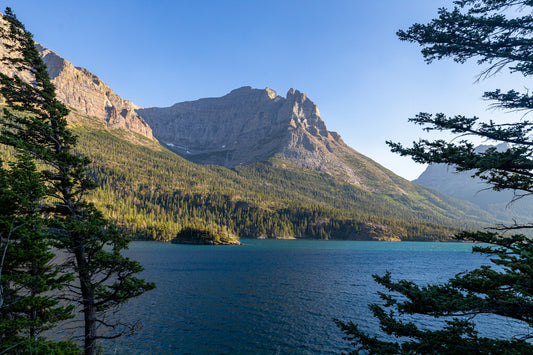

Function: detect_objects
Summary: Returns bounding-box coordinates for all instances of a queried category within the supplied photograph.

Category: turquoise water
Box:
[96,240,514,354]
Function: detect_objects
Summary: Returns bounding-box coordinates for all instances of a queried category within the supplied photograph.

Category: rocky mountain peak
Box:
[475,142,509,153]
[265,87,277,99]
[283,88,323,134]
[36,44,66,80]
[0,26,153,139]
[227,86,254,95]
[222,86,282,103]
[136,86,397,190]
[286,87,305,100]
[35,45,153,139]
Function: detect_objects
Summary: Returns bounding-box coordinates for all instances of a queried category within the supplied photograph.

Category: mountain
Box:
[414,143,533,221]
[0,30,153,139]
[0,39,501,241]
[136,87,338,170]
[74,117,493,241]
[137,87,414,193]
[37,44,153,139]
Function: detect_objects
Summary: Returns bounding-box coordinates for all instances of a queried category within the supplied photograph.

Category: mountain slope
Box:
[137,87,420,193]
[37,44,153,139]
[414,143,533,222]
[64,110,495,241]
[0,20,153,140]
[0,39,500,240]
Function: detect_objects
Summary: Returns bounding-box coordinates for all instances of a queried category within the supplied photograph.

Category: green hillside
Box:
[65,113,494,242]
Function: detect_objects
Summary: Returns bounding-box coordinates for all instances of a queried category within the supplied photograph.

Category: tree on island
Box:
[0,8,155,355]
[336,1,533,353]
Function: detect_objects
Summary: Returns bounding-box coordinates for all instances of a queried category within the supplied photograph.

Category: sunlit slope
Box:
[70,113,494,241]
[0,41,495,241]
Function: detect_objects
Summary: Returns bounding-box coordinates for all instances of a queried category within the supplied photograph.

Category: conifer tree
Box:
[336,1,533,353]
[0,7,154,355]
[0,152,77,354]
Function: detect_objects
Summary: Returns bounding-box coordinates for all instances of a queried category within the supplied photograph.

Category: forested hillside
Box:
[0,39,499,242]
[66,113,493,241]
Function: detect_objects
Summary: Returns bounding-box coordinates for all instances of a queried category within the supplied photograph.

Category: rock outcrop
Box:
[0,23,153,139]
[36,45,153,139]
[137,86,404,192]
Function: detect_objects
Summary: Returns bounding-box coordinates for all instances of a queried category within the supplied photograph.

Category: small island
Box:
[171,225,241,245]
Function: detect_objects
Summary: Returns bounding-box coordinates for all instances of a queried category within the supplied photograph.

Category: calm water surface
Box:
[99,240,515,354]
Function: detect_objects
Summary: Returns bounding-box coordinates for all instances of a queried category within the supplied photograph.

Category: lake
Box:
[95,239,523,354]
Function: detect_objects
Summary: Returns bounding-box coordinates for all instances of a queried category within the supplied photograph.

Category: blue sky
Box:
[2,0,528,180]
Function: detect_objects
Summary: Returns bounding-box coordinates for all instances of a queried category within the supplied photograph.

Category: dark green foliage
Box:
[16,339,81,355]
[0,7,154,355]
[0,153,76,353]
[387,113,533,198]
[173,224,239,244]
[337,0,533,353]
[68,124,488,243]
[391,0,533,204]
[335,233,533,354]
[396,0,533,78]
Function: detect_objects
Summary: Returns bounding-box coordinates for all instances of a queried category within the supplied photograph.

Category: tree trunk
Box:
[74,246,97,355]
[83,295,97,355]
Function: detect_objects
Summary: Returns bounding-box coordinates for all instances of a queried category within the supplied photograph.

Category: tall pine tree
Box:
[0,152,78,354]
[0,7,155,355]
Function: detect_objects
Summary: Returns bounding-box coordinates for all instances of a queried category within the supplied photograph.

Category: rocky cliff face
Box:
[0,27,153,139]
[137,87,347,170]
[137,86,406,192]
[138,87,287,166]
[37,45,153,139]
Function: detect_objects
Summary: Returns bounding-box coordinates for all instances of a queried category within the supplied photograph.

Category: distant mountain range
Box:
[0,37,502,241]
[414,143,533,222]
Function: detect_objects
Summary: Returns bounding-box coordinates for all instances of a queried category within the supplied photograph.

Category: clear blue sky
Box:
[2,0,528,180]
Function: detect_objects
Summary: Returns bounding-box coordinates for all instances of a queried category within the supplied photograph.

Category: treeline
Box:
[0,119,484,242]
[0,13,154,354]
[90,185,459,241]
[67,123,473,241]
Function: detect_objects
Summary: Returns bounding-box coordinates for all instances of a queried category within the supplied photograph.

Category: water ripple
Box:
[97,240,497,354]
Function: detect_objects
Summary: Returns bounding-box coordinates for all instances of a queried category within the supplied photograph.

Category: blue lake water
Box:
[97,239,525,354]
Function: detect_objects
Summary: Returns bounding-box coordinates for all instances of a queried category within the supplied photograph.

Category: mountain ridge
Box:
[0,36,502,240]
[136,86,411,193]
[36,44,153,139]
[0,17,153,140]
[0,36,419,197]
[414,143,533,222]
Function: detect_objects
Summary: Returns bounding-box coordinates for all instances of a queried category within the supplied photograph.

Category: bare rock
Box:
[0,15,152,140]
[35,44,153,139]
[137,86,406,192]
